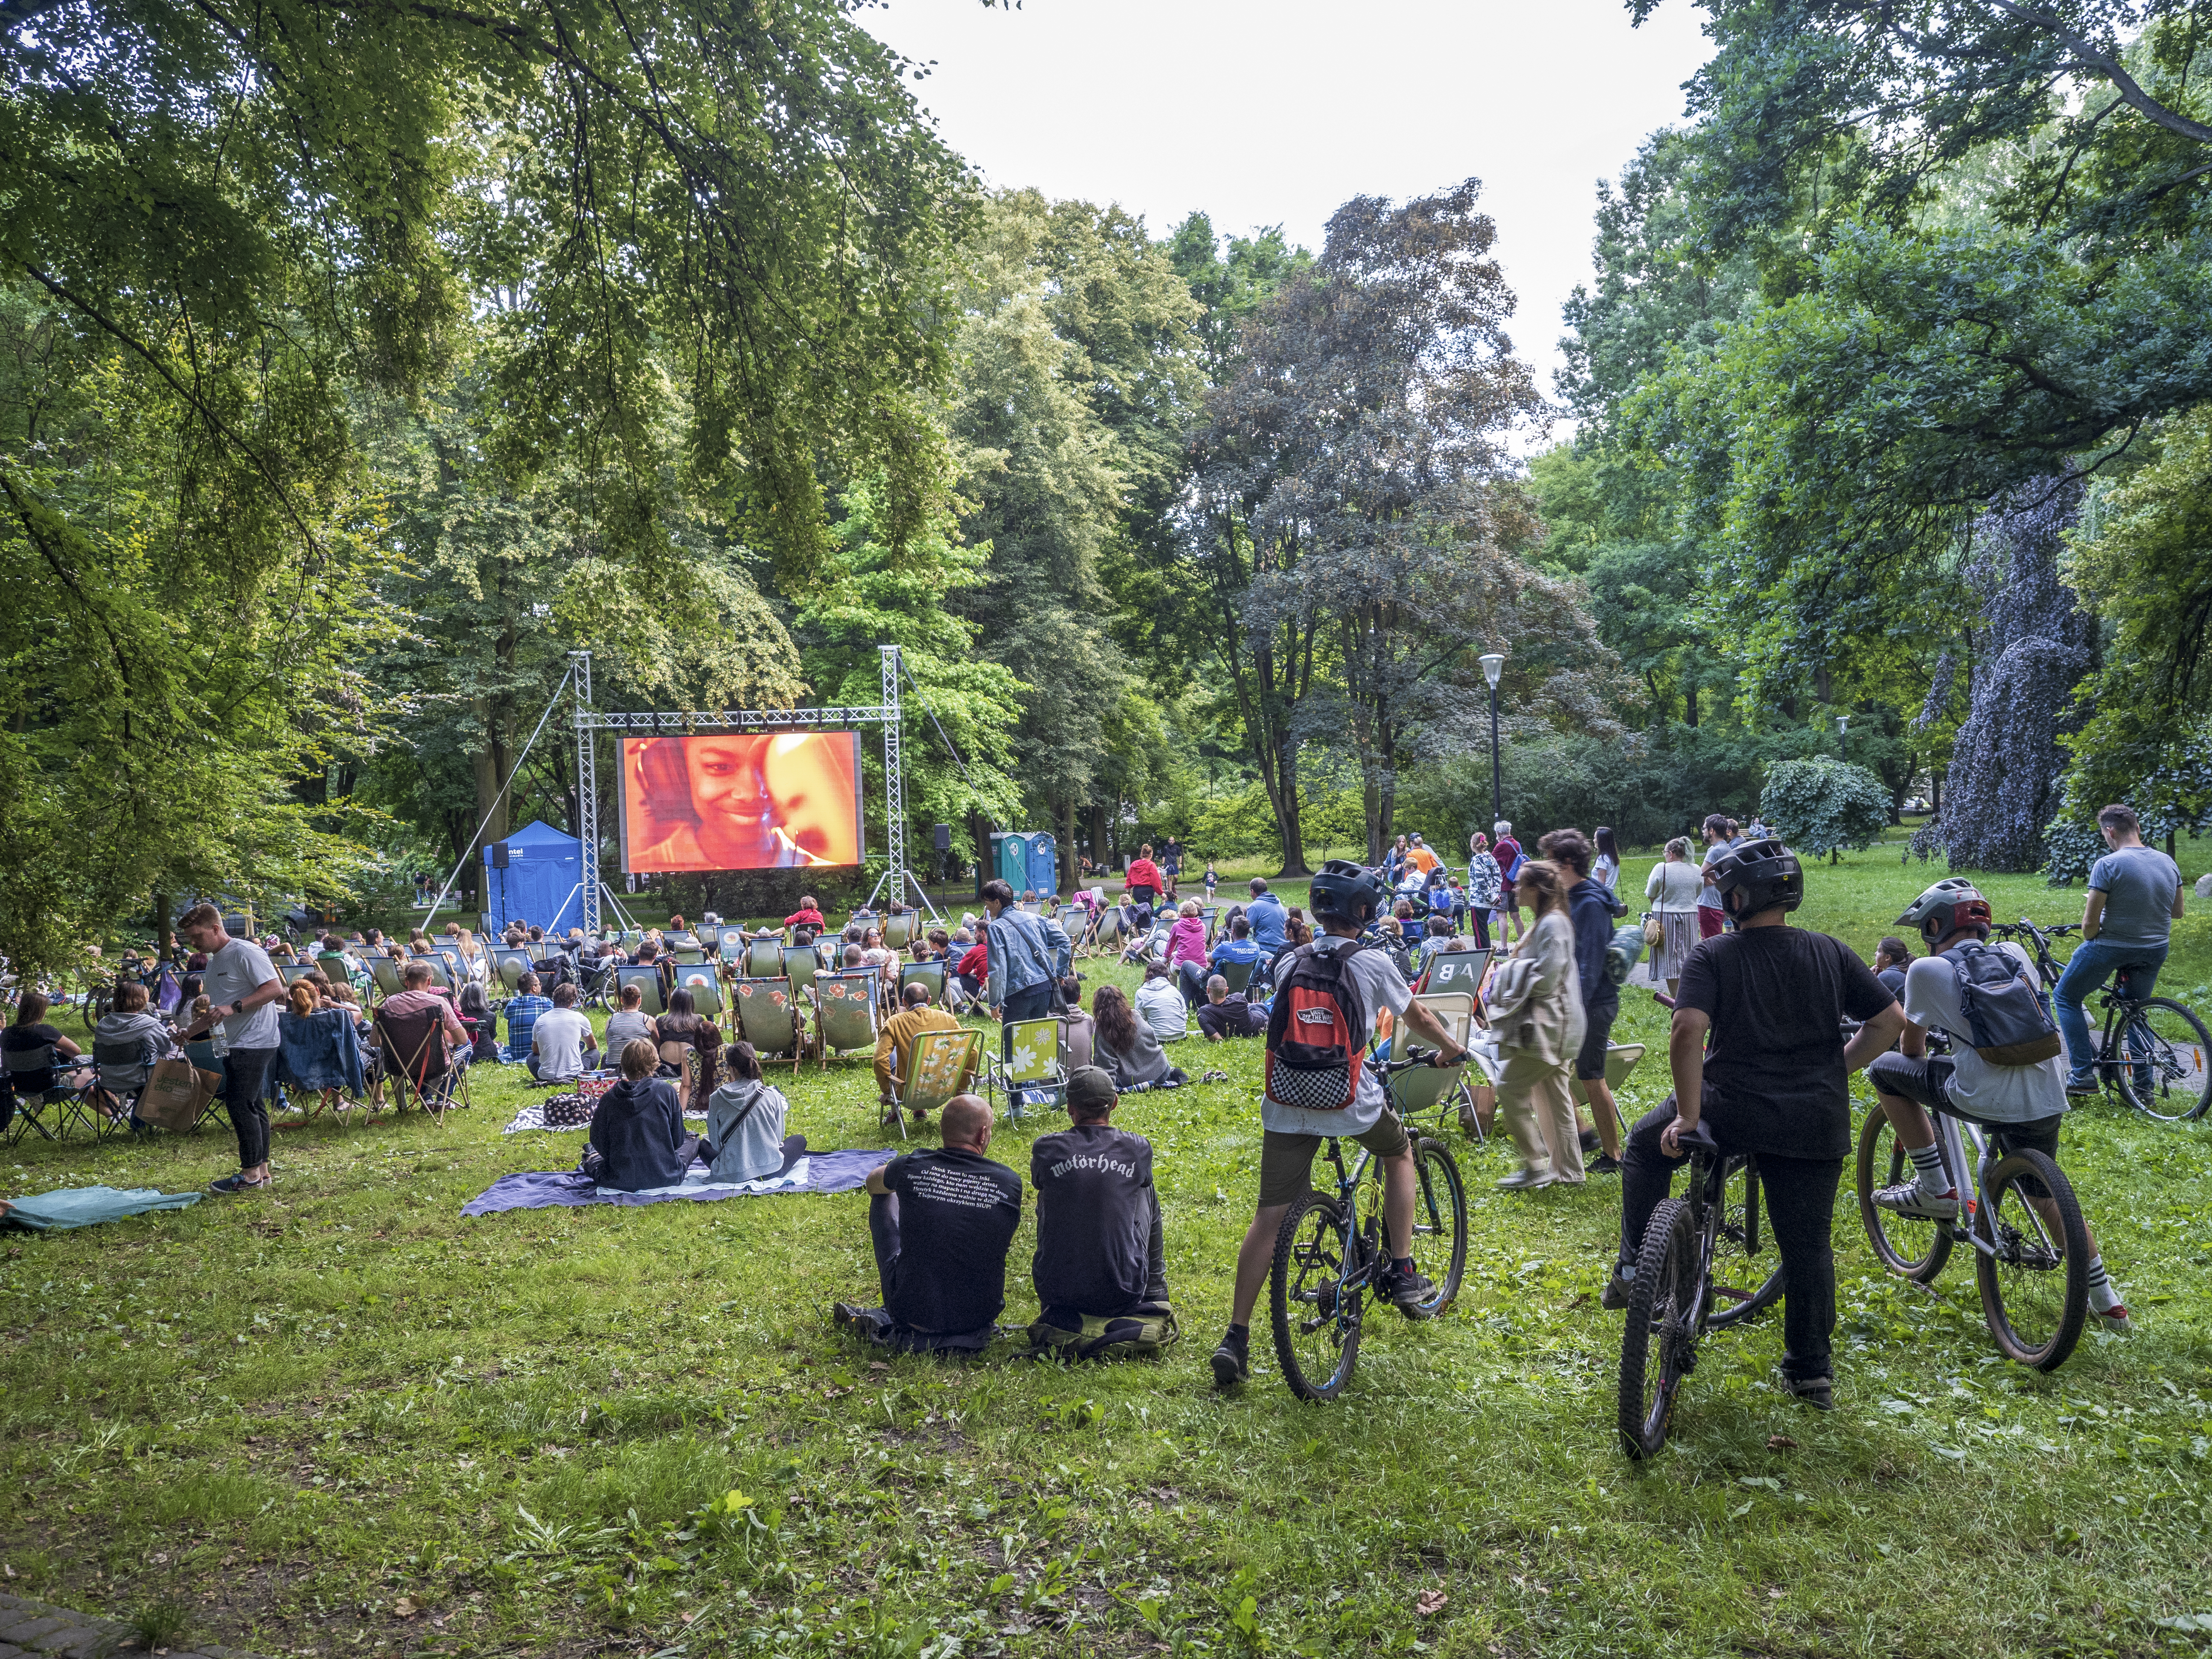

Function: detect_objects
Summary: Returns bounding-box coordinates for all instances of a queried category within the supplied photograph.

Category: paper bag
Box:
[138,1053,218,1131]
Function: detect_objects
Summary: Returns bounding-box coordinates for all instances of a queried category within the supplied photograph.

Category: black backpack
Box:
[1941,943,2063,1066]
[1263,942,1371,1112]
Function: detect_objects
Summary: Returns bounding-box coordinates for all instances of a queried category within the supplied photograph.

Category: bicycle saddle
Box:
[1674,1120,1721,1154]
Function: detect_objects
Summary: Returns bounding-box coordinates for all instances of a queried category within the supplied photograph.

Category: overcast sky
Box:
[864,0,1715,439]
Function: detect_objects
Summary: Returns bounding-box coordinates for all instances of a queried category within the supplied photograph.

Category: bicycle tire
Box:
[1618,1197,1694,1459]
[1404,1137,1468,1317]
[2112,998,2212,1123]
[1854,1109,1954,1283]
[1269,1191,1363,1401]
[1976,1149,2090,1371]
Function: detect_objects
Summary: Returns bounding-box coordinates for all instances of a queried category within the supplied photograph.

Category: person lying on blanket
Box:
[834,1094,1021,1352]
[582,1039,702,1191]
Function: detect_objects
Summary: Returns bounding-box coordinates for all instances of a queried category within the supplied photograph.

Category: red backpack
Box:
[1264,942,1371,1112]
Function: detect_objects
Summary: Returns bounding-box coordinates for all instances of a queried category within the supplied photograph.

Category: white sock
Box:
[1907,1142,1951,1197]
[2084,1254,2120,1313]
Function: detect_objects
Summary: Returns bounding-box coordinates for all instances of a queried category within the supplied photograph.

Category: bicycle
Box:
[1616,1121,1787,1458]
[1992,918,2211,1122]
[1857,1094,2091,1370]
[1269,1053,1469,1402]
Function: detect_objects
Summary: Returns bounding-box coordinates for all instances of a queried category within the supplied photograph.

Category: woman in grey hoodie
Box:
[705,1041,790,1182]
[93,981,172,1131]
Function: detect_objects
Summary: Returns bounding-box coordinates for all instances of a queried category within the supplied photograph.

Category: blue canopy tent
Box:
[482,821,584,937]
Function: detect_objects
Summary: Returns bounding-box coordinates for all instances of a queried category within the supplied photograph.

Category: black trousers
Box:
[1618,1098,1841,1383]
[222,1046,279,1170]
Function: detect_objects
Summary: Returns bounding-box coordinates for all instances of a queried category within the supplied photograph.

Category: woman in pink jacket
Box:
[1165,899,1212,1007]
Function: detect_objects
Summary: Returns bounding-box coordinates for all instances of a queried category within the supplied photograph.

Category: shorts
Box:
[1575,997,1619,1082]
[1864,1051,2064,1162]
[1257,1110,1412,1208]
[1697,905,1724,939]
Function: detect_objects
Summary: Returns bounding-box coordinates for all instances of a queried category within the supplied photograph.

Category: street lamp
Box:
[1836,714,1850,760]
[1480,653,1506,829]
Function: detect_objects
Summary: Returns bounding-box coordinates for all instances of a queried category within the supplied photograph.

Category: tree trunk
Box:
[1275,735,1310,877]
[1685,681,1699,729]
[152,888,172,959]
[1059,797,1078,894]
[1932,769,1943,815]
[1090,801,1109,877]
[472,698,510,852]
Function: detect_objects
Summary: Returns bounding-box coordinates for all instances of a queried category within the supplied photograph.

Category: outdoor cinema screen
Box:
[618,733,864,873]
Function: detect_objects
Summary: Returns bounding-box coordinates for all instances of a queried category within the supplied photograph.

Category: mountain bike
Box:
[1857,1095,2090,1370]
[1269,1055,1469,1401]
[1617,1123,1787,1458]
[1992,919,2211,1122]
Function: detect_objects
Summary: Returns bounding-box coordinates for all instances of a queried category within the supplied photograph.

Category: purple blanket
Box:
[462,1137,890,1217]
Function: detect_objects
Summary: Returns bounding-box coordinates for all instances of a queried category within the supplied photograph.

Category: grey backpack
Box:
[1942,944,2063,1065]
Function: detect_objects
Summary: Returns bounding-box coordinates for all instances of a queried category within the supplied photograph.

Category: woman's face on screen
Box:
[764,735,850,859]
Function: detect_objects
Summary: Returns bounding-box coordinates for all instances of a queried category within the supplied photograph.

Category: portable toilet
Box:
[1027,832,1058,896]
[995,832,1031,891]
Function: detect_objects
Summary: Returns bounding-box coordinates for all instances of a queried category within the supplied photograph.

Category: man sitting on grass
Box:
[528,983,598,1083]
[1027,1067,1173,1357]
[503,974,552,1062]
[1196,974,1263,1042]
[835,1094,1022,1353]
[874,981,960,1125]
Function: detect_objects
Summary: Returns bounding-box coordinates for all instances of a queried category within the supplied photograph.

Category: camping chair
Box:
[986,1016,1067,1122]
[614,964,666,1017]
[898,959,947,1006]
[370,1002,467,1121]
[276,1008,371,1122]
[368,957,405,1000]
[674,966,726,1023]
[2,1042,103,1144]
[733,977,806,1076]
[181,1039,230,1133]
[745,938,785,979]
[813,970,881,1070]
[1216,957,1256,995]
[91,1030,163,1132]
[885,1027,983,1142]
[1421,948,1493,1001]
[882,913,915,951]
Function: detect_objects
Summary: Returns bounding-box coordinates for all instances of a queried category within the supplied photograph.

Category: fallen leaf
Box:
[393,1597,418,1617]
[1768,1588,1785,1600]
[1417,1589,1448,1617]
[1766,1435,1798,1451]
[681,1611,699,1625]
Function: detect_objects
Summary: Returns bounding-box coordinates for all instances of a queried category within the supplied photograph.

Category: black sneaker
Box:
[1777,1369,1834,1411]
[1381,1263,1437,1312]
[209,1171,272,1195]
[1210,1327,1249,1389]
[1589,1154,1622,1176]
[1599,1268,1633,1310]
[1578,1126,1602,1153]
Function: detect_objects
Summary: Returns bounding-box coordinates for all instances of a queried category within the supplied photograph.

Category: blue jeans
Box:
[2053,939,2166,1076]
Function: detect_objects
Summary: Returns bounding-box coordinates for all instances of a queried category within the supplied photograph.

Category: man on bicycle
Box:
[1868,879,2133,1332]
[1603,839,1903,1410]
[2057,803,2184,1094]
[1211,860,1473,1388]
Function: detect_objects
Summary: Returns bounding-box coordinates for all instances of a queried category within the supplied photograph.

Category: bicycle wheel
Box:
[1269,1191,1363,1401]
[1402,1137,1467,1317]
[1976,1150,2090,1371]
[1706,1157,1785,1330]
[1618,1197,1695,1459]
[1854,1109,1953,1283]
[2112,998,2212,1123]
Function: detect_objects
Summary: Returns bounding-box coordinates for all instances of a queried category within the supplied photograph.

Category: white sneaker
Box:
[2094,1304,2135,1335]
[1873,1179,1957,1220]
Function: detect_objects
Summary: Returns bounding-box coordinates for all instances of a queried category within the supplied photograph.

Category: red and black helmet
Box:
[1897,878,1992,946]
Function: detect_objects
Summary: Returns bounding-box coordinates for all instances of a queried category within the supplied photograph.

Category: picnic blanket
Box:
[501,1097,707,1135]
[0,1185,204,1231]
[462,1136,888,1217]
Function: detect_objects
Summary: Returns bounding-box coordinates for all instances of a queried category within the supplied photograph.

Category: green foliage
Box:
[2041,818,2108,887]
[1761,759,1893,859]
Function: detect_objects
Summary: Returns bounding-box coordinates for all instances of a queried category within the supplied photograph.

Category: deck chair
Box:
[1200,905,1221,943]
[733,977,806,1075]
[1411,991,1478,1050]
[416,955,457,993]
[492,948,536,995]
[2,1043,102,1143]
[1383,1051,1477,1141]
[987,1016,1067,1121]
[1216,957,1255,995]
[782,946,819,1000]
[614,964,666,1017]
[674,966,726,1022]
[885,1026,983,1141]
[882,913,915,951]
[745,937,785,979]
[317,952,366,996]
[1570,1042,1649,1107]
[898,959,947,1006]
[370,1002,466,1120]
[277,961,320,987]
[673,948,708,968]
[1089,908,1122,957]
[621,929,645,951]
[368,956,404,1000]
[813,970,881,1069]
[718,931,747,965]
[1421,948,1493,1001]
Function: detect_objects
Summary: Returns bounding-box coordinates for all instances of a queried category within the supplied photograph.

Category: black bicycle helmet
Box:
[1709,836,1804,918]
[1308,858,1391,925]
[1897,877,1991,946]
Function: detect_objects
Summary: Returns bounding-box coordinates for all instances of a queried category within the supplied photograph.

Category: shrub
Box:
[1760,759,1890,861]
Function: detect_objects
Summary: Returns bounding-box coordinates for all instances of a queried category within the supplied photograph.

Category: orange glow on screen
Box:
[619,733,862,872]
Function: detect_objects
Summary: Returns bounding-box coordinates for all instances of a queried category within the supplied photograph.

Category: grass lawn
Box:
[3,841,2210,1658]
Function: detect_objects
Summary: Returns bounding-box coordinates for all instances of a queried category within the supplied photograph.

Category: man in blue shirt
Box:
[2057,803,2185,1092]
[1244,878,1287,954]
[503,974,553,1063]
[1208,913,1268,982]
[981,879,1071,1065]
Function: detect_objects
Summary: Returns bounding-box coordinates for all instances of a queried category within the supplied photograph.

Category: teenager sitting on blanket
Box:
[583,1039,703,1190]
[835,1094,1022,1352]
[704,1041,790,1182]
[1027,1066,1173,1356]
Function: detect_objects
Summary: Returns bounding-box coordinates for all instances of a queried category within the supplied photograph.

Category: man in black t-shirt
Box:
[1604,839,1903,1410]
[1030,1066,1170,1339]
[836,1094,1022,1349]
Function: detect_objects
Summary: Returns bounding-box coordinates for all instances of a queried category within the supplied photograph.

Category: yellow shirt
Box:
[873,1004,959,1097]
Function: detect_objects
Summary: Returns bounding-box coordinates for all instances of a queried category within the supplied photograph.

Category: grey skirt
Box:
[1656,911,1700,981]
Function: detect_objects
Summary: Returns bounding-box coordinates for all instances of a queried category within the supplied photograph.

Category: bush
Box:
[1760,759,1890,860]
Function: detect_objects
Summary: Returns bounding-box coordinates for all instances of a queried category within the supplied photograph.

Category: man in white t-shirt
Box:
[1868,879,2132,1333]
[527,984,597,1083]
[1209,861,1472,1389]
[178,903,285,1193]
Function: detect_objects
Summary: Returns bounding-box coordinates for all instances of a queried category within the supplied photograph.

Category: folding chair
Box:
[673,948,709,968]
[1411,991,1478,1050]
[621,930,645,952]
[1200,905,1221,943]
[882,913,915,952]
[417,955,457,994]
[1089,908,1122,958]
[92,1031,161,1132]
[885,1027,982,1142]
[370,1003,467,1121]
[1216,957,1255,995]
[275,1008,371,1123]
[2,1043,102,1144]
[658,1039,703,1112]
[718,932,747,965]
[813,970,881,1070]
[614,965,666,1017]
[746,938,785,979]
[177,1039,231,1135]
[782,946,819,1000]
[1570,1042,1649,1108]
[1422,948,1493,1001]
[674,966,726,1023]
[986,1016,1067,1123]
[1384,1051,1477,1141]
[898,959,948,1006]
[492,948,536,997]
[368,957,404,1001]
[733,977,806,1076]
